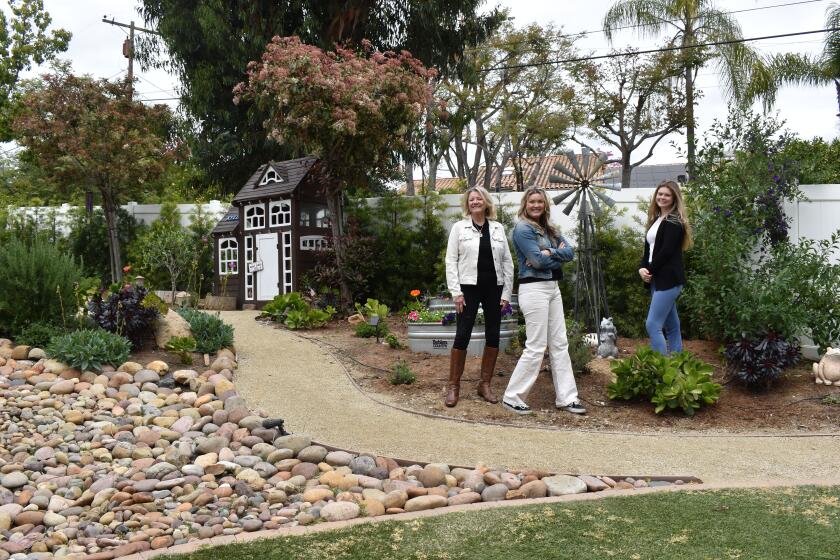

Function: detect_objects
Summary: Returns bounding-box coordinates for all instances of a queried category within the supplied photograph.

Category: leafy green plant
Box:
[16,322,66,348]
[608,348,721,416]
[390,359,416,385]
[165,335,197,365]
[0,237,84,338]
[355,321,390,339]
[142,292,169,316]
[384,333,404,349]
[47,329,131,371]
[177,308,234,353]
[566,319,594,375]
[355,298,389,321]
[261,292,335,329]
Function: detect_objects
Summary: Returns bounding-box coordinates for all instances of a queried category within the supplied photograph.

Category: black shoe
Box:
[558,401,587,414]
[502,401,532,415]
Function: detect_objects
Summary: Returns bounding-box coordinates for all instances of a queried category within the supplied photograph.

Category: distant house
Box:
[210,157,331,309]
[401,154,593,193]
[603,163,688,189]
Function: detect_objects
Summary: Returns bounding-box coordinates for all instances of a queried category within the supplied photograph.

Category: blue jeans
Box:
[646,284,683,355]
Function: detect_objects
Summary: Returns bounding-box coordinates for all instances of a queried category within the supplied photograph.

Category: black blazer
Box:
[640,218,685,291]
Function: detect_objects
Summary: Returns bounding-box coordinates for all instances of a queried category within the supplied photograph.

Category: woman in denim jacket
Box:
[444,186,514,407]
[502,187,586,415]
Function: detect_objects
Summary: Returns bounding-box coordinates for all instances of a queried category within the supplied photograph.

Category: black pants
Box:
[453,283,504,350]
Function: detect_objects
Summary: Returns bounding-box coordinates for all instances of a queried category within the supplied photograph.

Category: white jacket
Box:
[445,218,514,302]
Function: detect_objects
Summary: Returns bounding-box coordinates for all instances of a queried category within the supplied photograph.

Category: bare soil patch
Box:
[283,317,840,434]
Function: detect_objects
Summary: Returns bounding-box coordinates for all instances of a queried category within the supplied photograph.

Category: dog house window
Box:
[244,203,265,230]
[269,200,291,227]
[259,167,283,185]
[300,235,328,251]
[299,202,330,228]
[245,236,254,300]
[218,238,239,275]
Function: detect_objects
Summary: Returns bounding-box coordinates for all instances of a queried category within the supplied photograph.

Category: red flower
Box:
[409,289,421,297]
[123,265,132,273]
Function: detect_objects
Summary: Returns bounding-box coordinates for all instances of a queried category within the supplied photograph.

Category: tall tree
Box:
[12,70,175,283]
[602,0,761,177]
[235,37,434,305]
[747,3,840,118]
[136,0,504,194]
[440,23,580,191]
[572,49,687,189]
[0,0,70,140]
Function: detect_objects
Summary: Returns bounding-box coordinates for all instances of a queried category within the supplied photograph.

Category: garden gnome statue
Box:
[813,347,840,385]
[596,317,619,359]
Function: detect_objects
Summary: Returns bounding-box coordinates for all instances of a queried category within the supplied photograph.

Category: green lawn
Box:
[163,486,840,560]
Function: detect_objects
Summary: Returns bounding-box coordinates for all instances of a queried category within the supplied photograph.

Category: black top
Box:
[474,220,497,286]
[640,218,686,291]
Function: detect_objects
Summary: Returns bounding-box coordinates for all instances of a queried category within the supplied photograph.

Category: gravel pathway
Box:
[225,311,840,484]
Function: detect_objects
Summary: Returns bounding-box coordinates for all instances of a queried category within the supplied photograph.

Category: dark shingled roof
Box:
[212,207,239,235]
[232,157,317,204]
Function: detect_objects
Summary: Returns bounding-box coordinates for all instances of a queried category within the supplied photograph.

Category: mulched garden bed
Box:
[295,317,840,434]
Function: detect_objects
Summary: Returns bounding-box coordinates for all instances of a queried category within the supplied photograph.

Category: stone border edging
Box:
[118,478,840,560]
[296,330,840,439]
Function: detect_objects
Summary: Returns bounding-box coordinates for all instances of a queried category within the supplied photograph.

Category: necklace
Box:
[472,219,487,236]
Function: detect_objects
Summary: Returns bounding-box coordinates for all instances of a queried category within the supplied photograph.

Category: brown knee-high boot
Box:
[445,348,467,407]
[478,346,499,403]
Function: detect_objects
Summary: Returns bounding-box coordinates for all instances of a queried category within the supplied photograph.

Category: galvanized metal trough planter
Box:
[407,318,518,357]
[428,294,519,314]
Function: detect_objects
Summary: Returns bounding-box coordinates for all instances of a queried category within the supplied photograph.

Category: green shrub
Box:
[261,292,335,329]
[0,237,84,338]
[47,329,131,371]
[165,336,197,365]
[355,298,389,321]
[390,359,416,385]
[177,308,234,353]
[384,333,404,349]
[608,347,721,416]
[16,322,66,348]
[566,320,594,375]
[355,321,390,338]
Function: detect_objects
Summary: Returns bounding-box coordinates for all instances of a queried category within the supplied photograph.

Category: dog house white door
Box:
[255,233,280,301]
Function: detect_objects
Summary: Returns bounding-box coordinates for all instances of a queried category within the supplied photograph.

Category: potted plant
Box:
[406,305,518,356]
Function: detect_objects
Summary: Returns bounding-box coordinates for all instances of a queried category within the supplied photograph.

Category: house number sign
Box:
[247,261,264,273]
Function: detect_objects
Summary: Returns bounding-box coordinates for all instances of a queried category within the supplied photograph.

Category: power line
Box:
[482,26,840,72]
[466,0,830,54]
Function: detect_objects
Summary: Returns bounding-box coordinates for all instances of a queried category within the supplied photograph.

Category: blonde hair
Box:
[517,187,558,240]
[461,186,497,220]
[646,180,693,250]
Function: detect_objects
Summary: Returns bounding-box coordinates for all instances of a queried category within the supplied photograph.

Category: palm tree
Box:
[602,0,762,177]
[747,3,840,117]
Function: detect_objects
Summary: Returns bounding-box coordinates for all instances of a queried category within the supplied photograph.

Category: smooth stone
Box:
[324,451,354,466]
[579,475,610,492]
[273,435,310,454]
[447,491,482,506]
[1,472,28,489]
[543,475,588,496]
[481,483,509,502]
[404,495,447,512]
[417,465,446,488]
[349,455,377,476]
[296,445,328,464]
[320,501,360,522]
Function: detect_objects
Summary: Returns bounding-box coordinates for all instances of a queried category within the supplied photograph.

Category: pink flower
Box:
[407,311,419,322]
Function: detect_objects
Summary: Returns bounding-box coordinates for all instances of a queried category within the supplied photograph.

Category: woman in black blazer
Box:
[638,180,693,354]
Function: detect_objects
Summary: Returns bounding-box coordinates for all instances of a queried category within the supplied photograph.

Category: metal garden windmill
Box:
[549,147,621,334]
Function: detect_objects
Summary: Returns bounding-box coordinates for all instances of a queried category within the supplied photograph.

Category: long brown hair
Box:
[646,180,693,250]
[517,187,558,240]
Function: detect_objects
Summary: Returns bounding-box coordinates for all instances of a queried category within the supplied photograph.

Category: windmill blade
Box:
[590,182,622,192]
[551,160,579,179]
[565,149,584,178]
[552,188,578,205]
[591,188,617,208]
[579,191,591,216]
[548,174,580,186]
[587,190,603,217]
[588,154,608,178]
[581,147,591,178]
[562,189,582,215]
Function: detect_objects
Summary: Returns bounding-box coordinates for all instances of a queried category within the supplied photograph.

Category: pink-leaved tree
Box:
[234,36,435,305]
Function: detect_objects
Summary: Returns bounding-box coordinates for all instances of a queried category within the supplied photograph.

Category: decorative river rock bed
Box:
[0,339,695,559]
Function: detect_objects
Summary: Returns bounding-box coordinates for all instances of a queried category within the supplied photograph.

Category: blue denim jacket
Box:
[512,221,574,280]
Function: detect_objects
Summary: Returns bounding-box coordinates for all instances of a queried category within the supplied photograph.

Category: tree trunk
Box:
[426,153,439,192]
[404,162,415,196]
[101,189,122,284]
[684,62,696,179]
[835,79,840,118]
[621,157,633,190]
[325,186,353,309]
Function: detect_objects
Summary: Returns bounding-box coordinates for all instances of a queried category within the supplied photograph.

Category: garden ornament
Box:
[813,347,840,385]
[549,147,619,333]
[596,316,619,359]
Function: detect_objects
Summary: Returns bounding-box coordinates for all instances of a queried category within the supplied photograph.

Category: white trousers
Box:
[503,281,579,408]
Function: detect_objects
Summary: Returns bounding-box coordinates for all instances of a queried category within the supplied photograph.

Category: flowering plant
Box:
[501,302,513,318]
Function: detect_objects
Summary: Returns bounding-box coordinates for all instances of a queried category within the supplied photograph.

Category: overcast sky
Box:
[13,0,840,168]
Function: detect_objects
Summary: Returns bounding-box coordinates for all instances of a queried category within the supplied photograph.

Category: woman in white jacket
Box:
[444,186,514,407]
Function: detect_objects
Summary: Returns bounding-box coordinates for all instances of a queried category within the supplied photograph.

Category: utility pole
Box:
[101,17,161,99]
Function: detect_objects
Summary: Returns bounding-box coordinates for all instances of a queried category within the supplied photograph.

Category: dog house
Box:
[210,157,331,308]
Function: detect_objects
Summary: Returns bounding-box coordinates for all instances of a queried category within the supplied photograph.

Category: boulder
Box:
[154,309,193,349]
